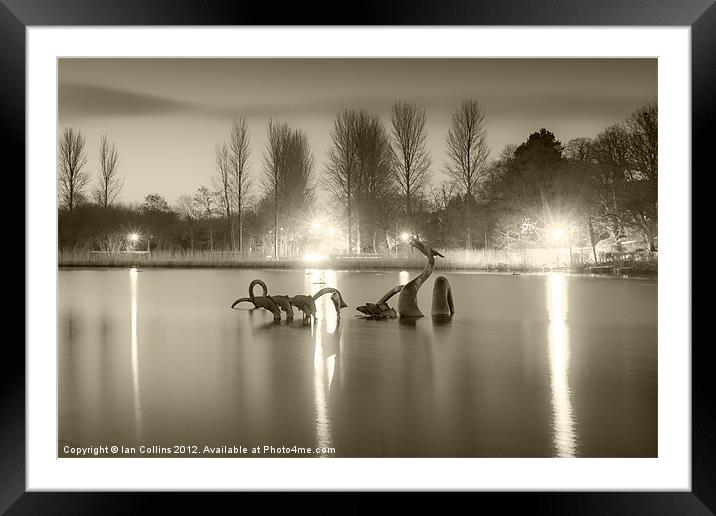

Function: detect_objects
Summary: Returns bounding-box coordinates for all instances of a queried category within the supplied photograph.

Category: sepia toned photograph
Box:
[57,58,658,459]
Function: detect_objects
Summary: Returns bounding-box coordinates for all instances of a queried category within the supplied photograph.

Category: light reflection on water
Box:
[546,273,576,457]
[307,268,340,455]
[129,268,143,441]
[59,268,657,457]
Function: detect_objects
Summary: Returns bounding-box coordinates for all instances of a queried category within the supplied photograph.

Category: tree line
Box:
[58,99,657,258]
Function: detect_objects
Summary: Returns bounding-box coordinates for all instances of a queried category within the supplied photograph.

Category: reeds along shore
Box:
[58,248,658,274]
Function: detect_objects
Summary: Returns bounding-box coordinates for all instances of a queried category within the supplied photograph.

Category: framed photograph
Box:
[7,0,710,512]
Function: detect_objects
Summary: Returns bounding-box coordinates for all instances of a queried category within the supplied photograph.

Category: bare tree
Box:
[326,109,394,253]
[264,121,286,259]
[591,124,631,236]
[390,101,431,227]
[563,137,592,163]
[58,127,89,211]
[626,101,657,183]
[263,120,315,259]
[93,134,123,208]
[354,111,394,253]
[624,101,658,250]
[213,142,233,249]
[325,109,359,253]
[175,194,199,219]
[444,100,490,247]
[228,116,252,252]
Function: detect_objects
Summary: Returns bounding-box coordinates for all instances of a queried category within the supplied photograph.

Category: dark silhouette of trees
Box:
[58,127,89,211]
[390,101,431,229]
[445,100,490,248]
[487,129,569,249]
[512,128,565,200]
[93,134,123,208]
[513,129,565,217]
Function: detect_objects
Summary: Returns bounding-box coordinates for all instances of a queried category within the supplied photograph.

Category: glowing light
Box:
[550,227,565,240]
[303,253,326,262]
[328,227,337,236]
[312,221,321,230]
[400,232,411,242]
[128,232,140,243]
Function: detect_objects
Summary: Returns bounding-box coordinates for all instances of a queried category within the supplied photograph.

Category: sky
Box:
[58,58,657,206]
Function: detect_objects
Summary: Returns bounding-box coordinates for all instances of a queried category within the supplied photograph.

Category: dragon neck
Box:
[312,287,338,300]
[313,287,346,308]
[410,255,435,290]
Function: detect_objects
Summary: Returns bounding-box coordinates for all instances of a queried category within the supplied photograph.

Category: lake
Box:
[58,268,657,457]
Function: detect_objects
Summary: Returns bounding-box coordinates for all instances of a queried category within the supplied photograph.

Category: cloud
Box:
[59,81,654,131]
[58,83,218,118]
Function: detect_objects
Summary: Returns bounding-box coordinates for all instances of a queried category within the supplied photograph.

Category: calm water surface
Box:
[59,268,657,457]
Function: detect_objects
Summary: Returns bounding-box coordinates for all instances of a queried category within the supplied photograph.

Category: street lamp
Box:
[548,224,572,267]
[127,232,141,251]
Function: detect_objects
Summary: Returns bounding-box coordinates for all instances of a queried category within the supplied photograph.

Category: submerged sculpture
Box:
[397,236,444,318]
[430,275,454,316]
[356,285,403,319]
[290,287,348,322]
[231,279,284,320]
[230,244,451,325]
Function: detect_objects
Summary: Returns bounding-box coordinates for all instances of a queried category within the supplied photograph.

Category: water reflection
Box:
[307,269,340,455]
[59,269,657,457]
[546,273,576,457]
[129,268,143,441]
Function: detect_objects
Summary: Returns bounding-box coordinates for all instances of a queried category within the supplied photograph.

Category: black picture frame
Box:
[5,0,709,513]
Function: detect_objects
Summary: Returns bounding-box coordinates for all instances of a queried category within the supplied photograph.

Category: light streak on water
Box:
[546,273,576,457]
[129,268,143,442]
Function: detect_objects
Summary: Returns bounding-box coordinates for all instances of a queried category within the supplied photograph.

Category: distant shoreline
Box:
[57,252,657,277]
